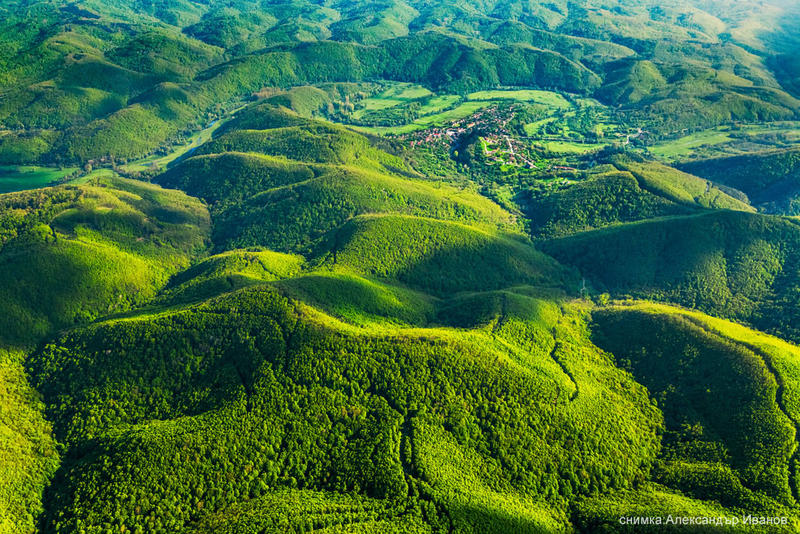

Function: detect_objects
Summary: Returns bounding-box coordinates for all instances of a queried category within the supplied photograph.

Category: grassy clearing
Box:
[412,101,493,126]
[649,129,736,160]
[542,141,607,153]
[351,83,440,120]
[121,103,249,174]
[0,165,79,193]
[349,123,425,135]
[350,87,574,136]
[417,94,461,114]
[348,88,573,136]
[575,97,604,108]
[594,122,618,135]
[355,97,405,113]
[121,117,228,173]
[69,168,119,185]
[379,83,433,100]
[649,123,800,161]
[350,101,494,135]
[524,117,557,136]
[467,89,571,109]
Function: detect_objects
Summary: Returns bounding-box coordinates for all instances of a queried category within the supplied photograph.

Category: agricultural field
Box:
[541,140,609,154]
[524,117,558,136]
[120,122,223,173]
[467,89,572,109]
[649,122,800,161]
[352,97,406,116]
[414,100,494,126]
[379,83,434,100]
[417,94,462,114]
[341,83,452,125]
[343,86,578,134]
[350,100,494,134]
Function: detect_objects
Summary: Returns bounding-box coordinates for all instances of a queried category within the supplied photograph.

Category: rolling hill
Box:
[679,147,800,215]
[158,106,516,253]
[525,154,753,238]
[0,176,209,348]
[541,210,800,343]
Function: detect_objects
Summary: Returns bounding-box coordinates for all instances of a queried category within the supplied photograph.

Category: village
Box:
[396,102,643,177]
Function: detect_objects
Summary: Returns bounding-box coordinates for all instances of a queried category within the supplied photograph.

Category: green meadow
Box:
[467,89,572,109]
[542,140,607,153]
[650,123,800,161]
[0,166,78,193]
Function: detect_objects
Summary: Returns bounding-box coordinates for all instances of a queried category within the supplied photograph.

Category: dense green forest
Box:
[4,0,800,533]
[679,148,800,215]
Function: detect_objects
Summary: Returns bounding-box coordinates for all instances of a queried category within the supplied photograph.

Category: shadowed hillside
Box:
[542,210,800,343]
[679,148,800,215]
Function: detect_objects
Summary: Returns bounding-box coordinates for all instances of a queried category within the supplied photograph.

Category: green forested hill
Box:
[30,287,663,533]
[524,155,753,238]
[1,0,799,165]
[679,148,800,215]
[0,177,209,347]
[158,109,516,253]
[4,1,800,533]
[541,210,800,343]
